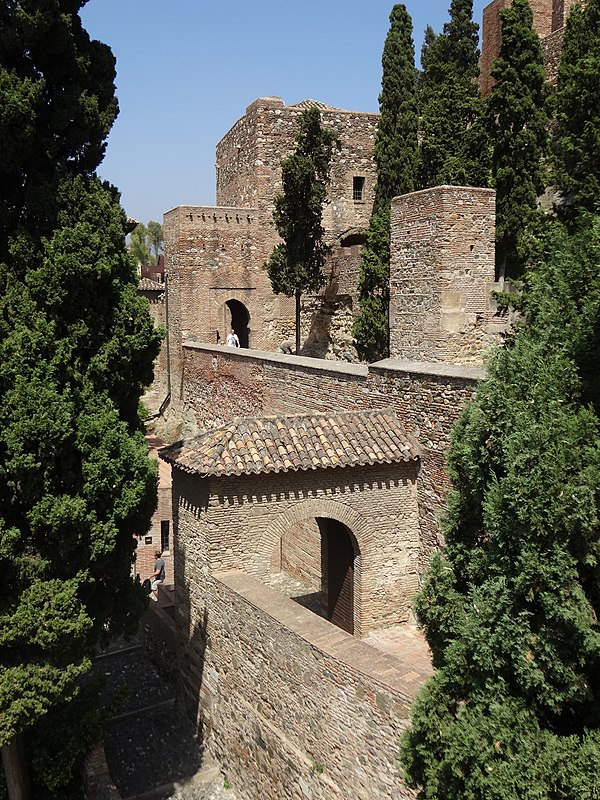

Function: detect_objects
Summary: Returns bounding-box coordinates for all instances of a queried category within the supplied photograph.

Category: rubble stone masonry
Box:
[389,186,500,365]
[216,97,378,237]
[164,98,380,380]
[173,462,420,637]
[175,569,418,800]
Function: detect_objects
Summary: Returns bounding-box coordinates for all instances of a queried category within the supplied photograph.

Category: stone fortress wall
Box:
[159,122,501,800]
[165,344,482,800]
[152,4,584,794]
[216,96,378,235]
[165,97,379,368]
[390,186,504,364]
[481,0,581,94]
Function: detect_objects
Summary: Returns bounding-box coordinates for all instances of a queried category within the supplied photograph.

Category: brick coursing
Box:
[139,287,168,400]
[164,98,378,399]
[172,460,420,638]
[178,344,483,574]
[175,569,420,800]
[389,186,502,365]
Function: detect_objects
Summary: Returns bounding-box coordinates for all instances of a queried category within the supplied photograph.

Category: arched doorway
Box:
[226,299,250,348]
[319,518,357,635]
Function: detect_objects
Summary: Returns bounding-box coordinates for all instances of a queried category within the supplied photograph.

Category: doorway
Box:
[319,519,356,635]
[226,299,250,348]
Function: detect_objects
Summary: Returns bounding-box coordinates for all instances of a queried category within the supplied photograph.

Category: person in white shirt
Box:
[226,329,240,347]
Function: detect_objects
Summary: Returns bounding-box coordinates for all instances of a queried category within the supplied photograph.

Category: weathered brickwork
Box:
[176,569,420,800]
[480,0,580,94]
[134,437,174,587]
[139,283,168,406]
[156,90,512,800]
[216,97,378,235]
[542,25,566,83]
[389,186,501,365]
[163,98,378,387]
[179,344,483,573]
[171,461,420,637]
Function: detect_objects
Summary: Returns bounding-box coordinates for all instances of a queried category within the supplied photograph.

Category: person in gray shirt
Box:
[148,550,165,601]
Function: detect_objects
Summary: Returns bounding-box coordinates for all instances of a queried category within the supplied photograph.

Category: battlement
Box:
[164,204,260,229]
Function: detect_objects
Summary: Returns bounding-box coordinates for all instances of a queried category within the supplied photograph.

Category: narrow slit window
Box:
[160,520,170,553]
[353,176,365,201]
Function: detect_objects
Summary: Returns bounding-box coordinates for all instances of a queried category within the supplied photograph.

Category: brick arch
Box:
[256,498,372,637]
[225,298,250,348]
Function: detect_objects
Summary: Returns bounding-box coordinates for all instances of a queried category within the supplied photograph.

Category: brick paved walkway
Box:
[264,570,434,688]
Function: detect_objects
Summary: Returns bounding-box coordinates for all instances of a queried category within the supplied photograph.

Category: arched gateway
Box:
[161,409,421,637]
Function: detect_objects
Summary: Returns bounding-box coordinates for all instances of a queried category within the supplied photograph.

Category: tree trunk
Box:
[295,291,301,355]
[1,736,30,800]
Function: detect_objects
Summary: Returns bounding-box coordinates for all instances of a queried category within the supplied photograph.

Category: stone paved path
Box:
[94,645,237,800]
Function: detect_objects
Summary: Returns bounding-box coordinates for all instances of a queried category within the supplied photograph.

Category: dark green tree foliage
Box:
[264,107,336,355]
[486,0,549,279]
[0,1,161,795]
[353,4,418,361]
[417,0,490,189]
[552,0,600,218]
[401,214,600,799]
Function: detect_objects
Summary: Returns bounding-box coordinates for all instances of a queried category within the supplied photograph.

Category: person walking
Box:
[148,550,165,601]
[226,328,240,347]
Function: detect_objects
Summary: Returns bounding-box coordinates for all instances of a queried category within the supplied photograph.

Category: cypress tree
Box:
[417,0,490,189]
[264,107,336,355]
[486,0,550,280]
[552,0,600,219]
[0,2,161,796]
[401,212,600,799]
[353,4,418,362]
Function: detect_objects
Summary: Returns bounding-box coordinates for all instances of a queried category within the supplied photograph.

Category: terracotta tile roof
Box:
[159,410,420,478]
[291,99,336,110]
[138,277,164,291]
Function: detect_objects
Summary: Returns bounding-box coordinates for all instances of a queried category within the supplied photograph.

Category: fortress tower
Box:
[480,0,581,94]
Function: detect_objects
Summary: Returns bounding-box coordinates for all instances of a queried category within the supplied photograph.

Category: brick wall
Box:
[175,569,420,800]
[134,437,174,587]
[389,186,500,365]
[542,25,566,83]
[178,344,484,572]
[139,288,168,405]
[480,0,575,94]
[172,460,420,636]
[163,97,378,388]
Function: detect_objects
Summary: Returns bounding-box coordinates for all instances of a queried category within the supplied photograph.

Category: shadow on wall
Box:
[301,303,333,358]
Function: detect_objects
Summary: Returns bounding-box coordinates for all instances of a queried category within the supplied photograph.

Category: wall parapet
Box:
[183,340,369,378]
[214,569,428,703]
[371,357,486,382]
[183,341,488,383]
[164,205,260,228]
[196,568,424,798]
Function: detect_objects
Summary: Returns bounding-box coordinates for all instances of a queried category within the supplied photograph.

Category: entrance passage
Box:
[320,519,356,635]
[226,299,250,348]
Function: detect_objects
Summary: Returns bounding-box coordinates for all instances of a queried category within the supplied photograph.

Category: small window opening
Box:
[160,520,170,553]
[353,176,365,202]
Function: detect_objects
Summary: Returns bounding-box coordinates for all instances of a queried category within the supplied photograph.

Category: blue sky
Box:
[81,0,489,225]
